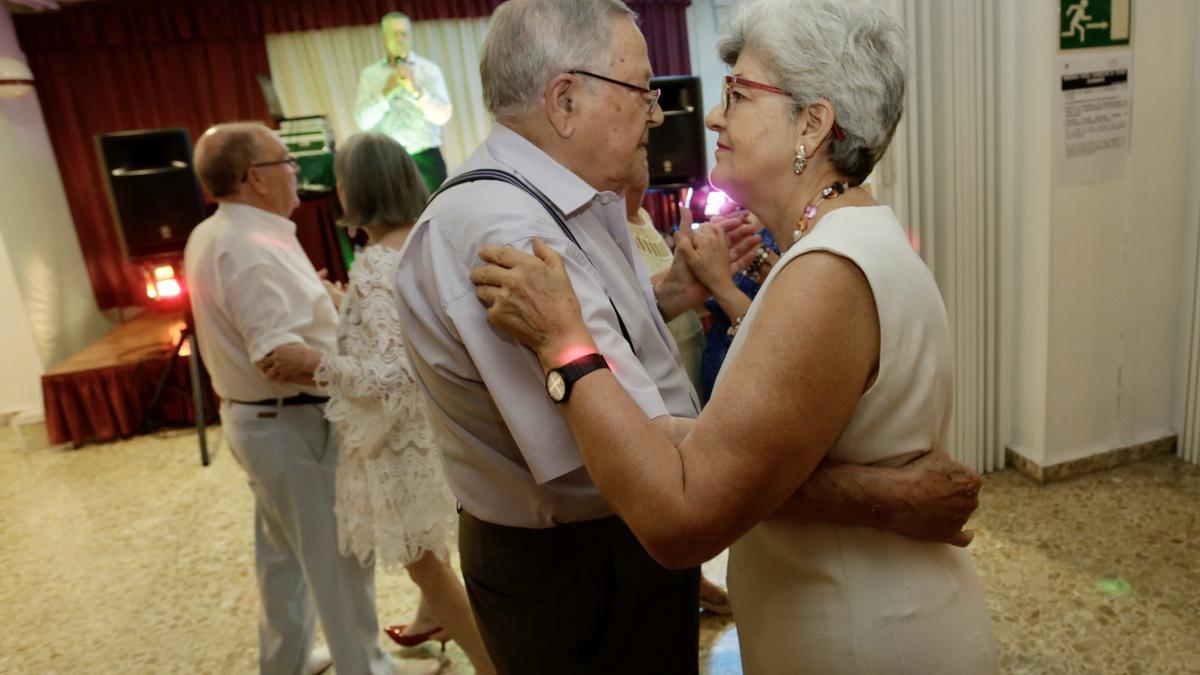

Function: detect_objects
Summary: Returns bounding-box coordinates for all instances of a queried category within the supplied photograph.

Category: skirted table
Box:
[41,311,216,447]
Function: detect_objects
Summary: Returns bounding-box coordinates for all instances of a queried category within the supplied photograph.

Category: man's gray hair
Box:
[719,0,908,185]
[381,11,410,27]
[333,132,428,232]
[481,0,637,118]
[194,122,269,198]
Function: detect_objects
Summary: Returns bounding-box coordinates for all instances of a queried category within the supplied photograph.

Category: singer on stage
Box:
[353,12,453,191]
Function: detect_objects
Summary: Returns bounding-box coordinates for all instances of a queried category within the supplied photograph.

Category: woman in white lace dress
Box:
[259,133,495,675]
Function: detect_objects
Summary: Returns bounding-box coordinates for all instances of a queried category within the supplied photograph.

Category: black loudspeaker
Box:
[647,76,707,188]
[96,128,206,260]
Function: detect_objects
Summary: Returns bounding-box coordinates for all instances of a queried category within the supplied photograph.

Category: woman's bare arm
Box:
[474,241,879,568]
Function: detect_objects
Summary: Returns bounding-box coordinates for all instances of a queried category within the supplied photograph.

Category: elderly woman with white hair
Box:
[469,0,999,671]
[257,133,495,675]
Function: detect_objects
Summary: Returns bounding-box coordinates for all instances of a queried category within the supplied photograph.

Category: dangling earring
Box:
[792,144,808,175]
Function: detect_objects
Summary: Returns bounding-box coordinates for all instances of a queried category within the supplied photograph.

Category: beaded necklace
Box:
[729,180,852,339]
[792,181,848,244]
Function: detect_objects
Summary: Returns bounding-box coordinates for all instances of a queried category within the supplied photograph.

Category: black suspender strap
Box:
[431,169,637,354]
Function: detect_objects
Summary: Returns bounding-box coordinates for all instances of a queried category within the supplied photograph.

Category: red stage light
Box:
[156,278,182,298]
[142,261,187,305]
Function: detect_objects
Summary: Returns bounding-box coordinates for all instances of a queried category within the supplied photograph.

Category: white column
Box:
[1180,5,1200,467]
[0,5,111,419]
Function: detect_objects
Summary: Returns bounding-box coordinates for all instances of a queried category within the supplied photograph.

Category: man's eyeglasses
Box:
[241,155,299,182]
[568,69,661,114]
[722,75,846,140]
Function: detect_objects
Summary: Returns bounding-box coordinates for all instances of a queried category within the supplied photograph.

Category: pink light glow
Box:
[555,345,602,368]
[704,190,729,217]
[907,229,921,254]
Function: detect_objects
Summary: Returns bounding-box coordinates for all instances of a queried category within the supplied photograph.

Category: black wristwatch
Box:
[545,353,609,404]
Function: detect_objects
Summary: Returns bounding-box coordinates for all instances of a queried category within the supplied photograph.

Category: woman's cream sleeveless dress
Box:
[721,206,998,673]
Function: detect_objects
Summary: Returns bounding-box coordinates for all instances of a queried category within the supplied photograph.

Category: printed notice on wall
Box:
[1056,50,1131,185]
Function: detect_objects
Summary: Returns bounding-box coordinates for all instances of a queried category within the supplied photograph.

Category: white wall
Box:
[685,0,729,163]
[1043,0,1197,464]
[1179,4,1200,465]
[684,0,1199,469]
[0,226,43,415]
[0,5,112,417]
[1000,1,1056,466]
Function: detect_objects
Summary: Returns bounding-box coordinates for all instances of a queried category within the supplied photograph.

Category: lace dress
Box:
[314,245,456,570]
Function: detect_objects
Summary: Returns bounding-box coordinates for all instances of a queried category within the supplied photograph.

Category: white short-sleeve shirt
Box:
[184,202,337,402]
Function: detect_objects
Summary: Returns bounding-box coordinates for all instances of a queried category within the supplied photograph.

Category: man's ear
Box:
[795,97,838,155]
[245,169,269,197]
[544,73,580,139]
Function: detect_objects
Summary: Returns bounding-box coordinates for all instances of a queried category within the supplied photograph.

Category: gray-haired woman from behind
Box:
[469,0,998,671]
[258,132,495,675]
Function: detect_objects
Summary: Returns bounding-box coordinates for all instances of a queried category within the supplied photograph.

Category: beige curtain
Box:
[266,18,492,172]
[869,0,1005,473]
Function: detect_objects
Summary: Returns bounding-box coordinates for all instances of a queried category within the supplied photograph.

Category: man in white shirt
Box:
[396,2,983,673]
[185,122,394,675]
[353,11,453,192]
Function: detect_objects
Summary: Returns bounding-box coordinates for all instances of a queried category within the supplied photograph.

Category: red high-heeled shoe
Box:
[384,623,450,651]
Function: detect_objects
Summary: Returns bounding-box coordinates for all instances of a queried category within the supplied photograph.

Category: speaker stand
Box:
[139,311,213,466]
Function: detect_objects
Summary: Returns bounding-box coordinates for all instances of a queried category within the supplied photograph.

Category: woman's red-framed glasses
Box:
[722,75,846,141]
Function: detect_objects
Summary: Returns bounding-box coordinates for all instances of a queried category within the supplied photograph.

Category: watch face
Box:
[546,370,566,402]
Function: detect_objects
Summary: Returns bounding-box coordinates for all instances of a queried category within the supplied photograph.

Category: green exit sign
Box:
[1061,0,1131,50]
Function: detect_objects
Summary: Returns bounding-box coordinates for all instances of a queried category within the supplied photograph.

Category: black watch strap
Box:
[547,353,609,403]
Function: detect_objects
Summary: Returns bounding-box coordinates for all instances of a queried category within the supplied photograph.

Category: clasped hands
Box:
[384,64,418,98]
[256,342,322,387]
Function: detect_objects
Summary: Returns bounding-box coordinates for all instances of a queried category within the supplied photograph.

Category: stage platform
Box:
[41,310,216,447]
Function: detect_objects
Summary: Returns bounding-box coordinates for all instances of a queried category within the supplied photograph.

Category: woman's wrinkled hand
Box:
[690,211,760,273]
[677,223,734,292]
[655,212,759,318]
[257,342,322,385]
[470,239,595,365]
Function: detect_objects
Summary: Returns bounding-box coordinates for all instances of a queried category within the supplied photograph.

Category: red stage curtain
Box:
[15,0,502,309]
[255,0,505,31]
[14,0,507,48]
[15,0,689,307]
[292,193,350,284]
[18,2,273,309]
[628,0,692,76]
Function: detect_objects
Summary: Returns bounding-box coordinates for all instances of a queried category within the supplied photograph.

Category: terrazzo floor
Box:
[1,422,1197,674]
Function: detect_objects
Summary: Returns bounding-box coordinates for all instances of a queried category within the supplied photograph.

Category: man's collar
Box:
[217,201,296,233]
[484,123,601,216]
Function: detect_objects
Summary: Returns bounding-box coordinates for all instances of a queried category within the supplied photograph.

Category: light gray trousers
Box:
[221,401,393,675]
